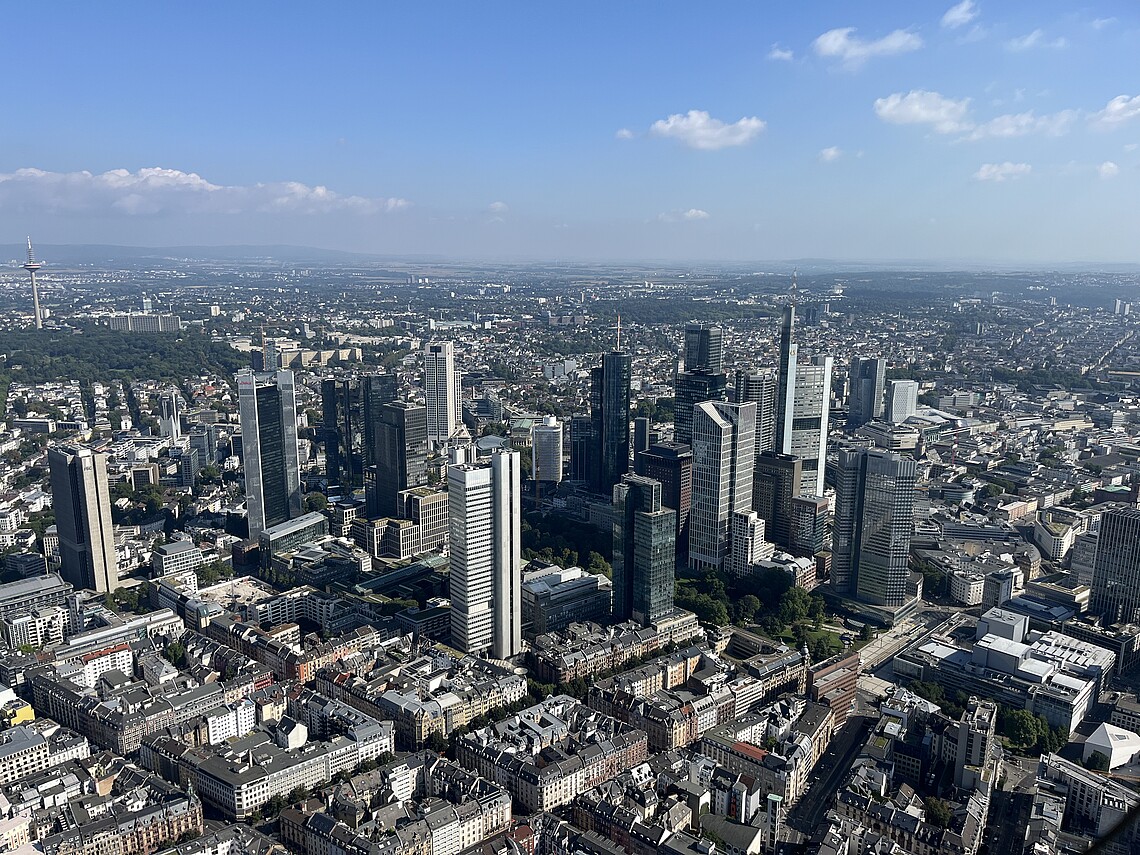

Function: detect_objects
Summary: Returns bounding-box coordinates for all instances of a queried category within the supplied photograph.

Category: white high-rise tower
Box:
[424,341,460,448]
[449,449,522,659]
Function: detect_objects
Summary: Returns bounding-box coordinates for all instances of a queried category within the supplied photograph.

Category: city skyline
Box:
[1,2,1137,263]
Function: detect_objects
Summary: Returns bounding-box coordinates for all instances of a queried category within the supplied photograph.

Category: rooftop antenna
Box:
[23,237,43,330]
[616,314,622,351]
[791,267,798,307]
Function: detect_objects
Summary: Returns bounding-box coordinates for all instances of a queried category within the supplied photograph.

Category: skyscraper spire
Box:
[616,314,622,351]
[791,267,798,306]
[23,237,43,330]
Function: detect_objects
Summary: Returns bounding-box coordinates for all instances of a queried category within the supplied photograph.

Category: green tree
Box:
[923,797,952,829]
[1085,751,1110,772]
[586,551,612,579]
[1002,709,1041,749]
[304,492,328,513]
[737,595,761,625]
[164,641,186,667]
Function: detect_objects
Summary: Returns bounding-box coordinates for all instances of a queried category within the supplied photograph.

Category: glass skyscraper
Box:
[612,473,676,626]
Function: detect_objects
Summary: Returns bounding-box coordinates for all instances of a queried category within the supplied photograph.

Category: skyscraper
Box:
[790,495,829,558]
[735,369,778,455]
[321,378,362,486]
[238,369,302,541]
[361,373,399,464]
[775,305,833,498]
[753,452,803,551]
[48,445,118,592]
[612,474,676,625]
[424,341,460,448]
[636,441,693,554]
[158,391,181,441]
[886,379,919,424]
[532,416,564,484]
[569,414,593,483]
[674,370,728,446]
[674,324,728,447]
[367,401,428,518]
[684,323,724,373]
[449,449,522,659]
[848,357,886,429]
[589,350,632,494]
[1090,507,1140,623]
[832,448,916,607]
[728,510,773,578]
[689,401,756,572]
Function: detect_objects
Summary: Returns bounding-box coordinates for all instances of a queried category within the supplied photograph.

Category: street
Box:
[786,714,873,836]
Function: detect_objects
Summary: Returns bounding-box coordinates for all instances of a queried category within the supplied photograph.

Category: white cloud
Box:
[0,166,407,216]
[941,0,978,29]
[974,162,1032,182]
[658,208,711,222]
[963,109,1078,140]
[957,25,988,43]
[1006,29,1067,51]
[812,27,922,68]
[767,44,794,61]
[874,90,972,134]
[1125,143,1139,152]
[615,128,635,140]
[1092,95,1140,128]
[648,110,765,150]
[486,201,509,214]
[1098,161,1120,179]
[819,146,843,162]
[1092,17,1117,29]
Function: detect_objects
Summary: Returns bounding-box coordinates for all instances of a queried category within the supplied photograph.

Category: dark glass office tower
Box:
[636,441,693,554]
[1090,508,1140,623]
[589,351,632,494]
[684,323,724,373]
[362,373,399,467]
[848,357,886,429]
[775,304,796,454]
[238,369,302,540]
[569,414,593,482]
[366,401,429,518]
[321,378,361,487]
[674,370,728,446]
[833,448,916,606]
[612,474,676,626]
[752,452,803,550]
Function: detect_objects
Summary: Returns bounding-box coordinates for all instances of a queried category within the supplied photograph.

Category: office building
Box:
[612,474,676,625]
[735,369,778,455]
[684,323,724,373]
[47,446,119,593]
[361,373,399,466]
[449,449,522,659]
[632,417,653,462]
[158,391,181,441]
[791,495,829,558]
[753,452,802,551]
[674,370,728,446]
[847,357,885,429]
[366,401,428,518]
[833,448,916,607]
[886,379,919,424]
[1091,508,1140,624]
[689,401,756,572]
[589,350,632,494]
[321,378,361,486]
[237,369,302,541]
[775,305,833,497]
[636,441,693,553]
[424,342,461,447]
[532,415,564,484]
[568,414,593,483]
[728,510,774,578]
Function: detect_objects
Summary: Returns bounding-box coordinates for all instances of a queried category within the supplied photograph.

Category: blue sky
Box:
[2,1,1138,263]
